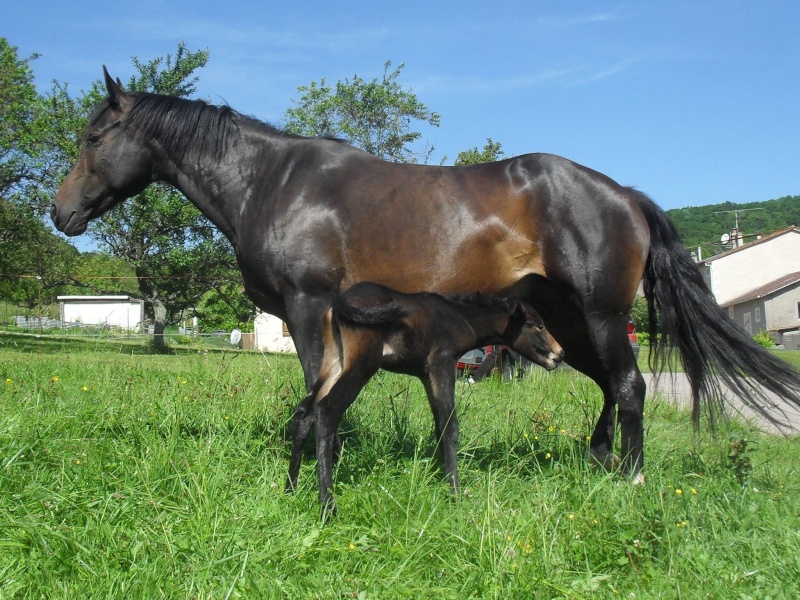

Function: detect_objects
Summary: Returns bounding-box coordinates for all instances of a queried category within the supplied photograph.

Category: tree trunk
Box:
[138,271,169,352]
[151,297,168,351]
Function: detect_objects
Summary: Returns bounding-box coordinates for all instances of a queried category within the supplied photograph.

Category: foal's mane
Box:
[447,292,514,314]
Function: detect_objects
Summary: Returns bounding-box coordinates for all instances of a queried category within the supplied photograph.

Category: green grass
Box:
[1,334,799,598]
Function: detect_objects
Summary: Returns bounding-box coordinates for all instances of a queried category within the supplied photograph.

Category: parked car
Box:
[458,314,640,381]
[628,316,640,360]
[457,344,528,382]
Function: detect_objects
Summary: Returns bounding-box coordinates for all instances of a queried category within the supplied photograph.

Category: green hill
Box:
[666,195,800,257]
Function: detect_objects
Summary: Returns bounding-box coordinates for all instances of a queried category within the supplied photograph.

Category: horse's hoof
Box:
[320,498,338,521]
[631,472,645,486]
[587,449,620,472]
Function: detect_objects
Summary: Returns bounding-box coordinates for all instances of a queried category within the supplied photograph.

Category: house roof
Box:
[57,295,137,301]
[721,270,800,307]
[703,226,799,263]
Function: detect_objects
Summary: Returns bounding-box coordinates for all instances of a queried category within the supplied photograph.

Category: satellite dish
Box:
[230,328,242,346]
[721,233,730,244]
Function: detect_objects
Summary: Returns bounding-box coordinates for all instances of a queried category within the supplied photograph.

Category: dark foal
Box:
[286,282,563,511]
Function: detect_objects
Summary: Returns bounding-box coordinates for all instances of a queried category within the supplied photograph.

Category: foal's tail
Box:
[633,189,800,428]
[332,295,409,328]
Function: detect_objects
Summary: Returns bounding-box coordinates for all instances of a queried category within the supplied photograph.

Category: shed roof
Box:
[57,295,139,301]
[721,271,800,307]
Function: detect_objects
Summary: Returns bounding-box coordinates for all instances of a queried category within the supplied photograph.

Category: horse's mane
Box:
[121,93,347,165]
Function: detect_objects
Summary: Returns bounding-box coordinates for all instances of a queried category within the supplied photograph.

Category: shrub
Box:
[753,330,775,348]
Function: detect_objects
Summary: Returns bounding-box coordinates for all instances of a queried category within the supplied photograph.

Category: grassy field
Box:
[1,332,799,598]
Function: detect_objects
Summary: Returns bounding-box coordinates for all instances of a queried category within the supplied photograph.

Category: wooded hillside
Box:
[666,195,800,257]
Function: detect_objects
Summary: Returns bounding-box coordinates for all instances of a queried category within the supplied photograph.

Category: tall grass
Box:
[1,333,799,598]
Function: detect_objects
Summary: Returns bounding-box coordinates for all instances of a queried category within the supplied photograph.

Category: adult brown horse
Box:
[52,69,800,483]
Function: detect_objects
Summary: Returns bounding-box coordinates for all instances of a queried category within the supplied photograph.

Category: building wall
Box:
[253,312,296,353]
[60,299,143,330]
[704,231,800,306]
[765,283,800,331]
[728,298,767,335]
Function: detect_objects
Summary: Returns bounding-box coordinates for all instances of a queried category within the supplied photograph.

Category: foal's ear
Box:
[517,301,539,323]
[103,65,128,109]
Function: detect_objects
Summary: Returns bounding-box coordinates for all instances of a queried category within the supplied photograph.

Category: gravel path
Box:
[644,372,800,435]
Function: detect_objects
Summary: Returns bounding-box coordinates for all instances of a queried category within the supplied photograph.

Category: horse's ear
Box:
[103,65,127,109]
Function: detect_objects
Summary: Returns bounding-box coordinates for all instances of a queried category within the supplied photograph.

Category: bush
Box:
[753,330,775,348]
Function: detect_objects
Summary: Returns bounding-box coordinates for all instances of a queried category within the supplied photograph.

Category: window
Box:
[728,307,734,320]
[755,307,761,323]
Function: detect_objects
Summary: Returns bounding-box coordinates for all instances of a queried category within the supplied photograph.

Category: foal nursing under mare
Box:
[286,282,563,509]
[52,70,800,490]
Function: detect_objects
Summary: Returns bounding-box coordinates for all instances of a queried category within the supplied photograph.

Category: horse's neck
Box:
[160,130,264,249]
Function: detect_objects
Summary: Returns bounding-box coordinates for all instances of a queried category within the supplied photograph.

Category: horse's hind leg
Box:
[567,314,646,481]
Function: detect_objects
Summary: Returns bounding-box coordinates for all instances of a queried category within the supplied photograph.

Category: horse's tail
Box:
[633,189,800,427]
[332,294,409,328]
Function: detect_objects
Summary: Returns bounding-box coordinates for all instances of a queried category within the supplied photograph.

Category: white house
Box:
[57,295,144,331]
[698,226,800,306]
[697,226,800,343]
[253,311,297,353]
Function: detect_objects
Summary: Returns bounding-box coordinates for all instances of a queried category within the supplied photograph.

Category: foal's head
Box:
[503,303,564,371]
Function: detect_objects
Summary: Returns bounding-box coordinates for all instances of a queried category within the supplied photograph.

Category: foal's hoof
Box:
[587,448,621,472]
[631,472,646,486]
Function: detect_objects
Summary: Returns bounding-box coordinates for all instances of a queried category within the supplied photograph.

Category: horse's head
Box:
[51,67,153,236]
[504,302,564,371]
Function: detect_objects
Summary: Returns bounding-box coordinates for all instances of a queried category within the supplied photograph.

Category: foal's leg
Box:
[315,362,378,513]
[421,359,461,493]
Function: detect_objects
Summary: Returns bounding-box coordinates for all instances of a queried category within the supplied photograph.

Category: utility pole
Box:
[714,208,764,248]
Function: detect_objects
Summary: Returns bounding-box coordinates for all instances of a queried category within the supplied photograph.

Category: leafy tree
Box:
[0,37,40,197]
[454,138,505,166]
[0,38,86,308]
[195,282,255,332]
[284,61,440,163]
[0,198,79,309]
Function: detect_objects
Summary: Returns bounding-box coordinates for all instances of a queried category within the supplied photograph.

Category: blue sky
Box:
[3,0,799,211]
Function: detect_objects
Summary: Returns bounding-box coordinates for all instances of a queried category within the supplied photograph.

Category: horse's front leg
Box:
[286,394,315,492]
[284,295,343,458]
[422,361,460,493]
[284,294,330,392]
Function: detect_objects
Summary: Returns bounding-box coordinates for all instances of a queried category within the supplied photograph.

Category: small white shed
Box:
[57,295,144,331]
[253,311,296,353]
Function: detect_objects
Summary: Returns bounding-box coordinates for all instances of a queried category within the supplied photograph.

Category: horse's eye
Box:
[87,133,102,146]
[525,320,542,329]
